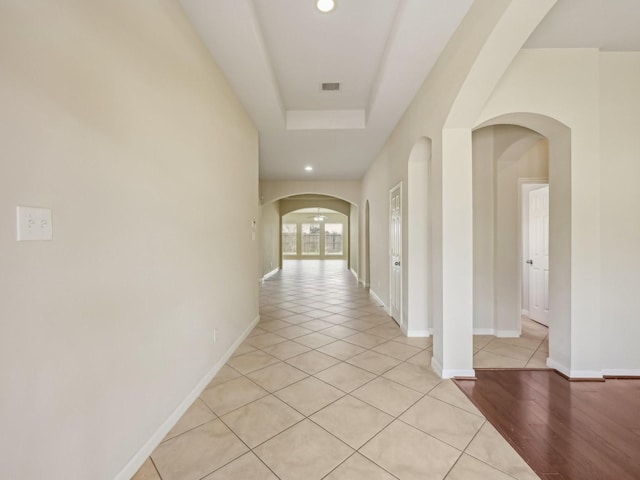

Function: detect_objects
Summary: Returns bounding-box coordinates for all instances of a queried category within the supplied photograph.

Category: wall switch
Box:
[17,206,53,241]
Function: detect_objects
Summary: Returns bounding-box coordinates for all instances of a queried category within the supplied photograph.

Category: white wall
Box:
[260,201,280,277]
[0,2,259,478]
[599,52,640,374]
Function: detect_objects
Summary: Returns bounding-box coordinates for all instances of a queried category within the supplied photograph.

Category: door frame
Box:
[518,177,548,330]
[389,182,403,325]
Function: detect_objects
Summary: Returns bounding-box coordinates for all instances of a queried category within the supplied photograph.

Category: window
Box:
[282,224,297,254]
[302,223,320,255]
[324,223,343,255]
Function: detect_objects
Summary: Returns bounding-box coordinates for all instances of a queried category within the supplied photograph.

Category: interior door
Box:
[528,186,549,326]
[389,184,402,325]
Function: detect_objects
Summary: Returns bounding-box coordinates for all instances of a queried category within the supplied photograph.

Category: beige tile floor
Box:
[133,260,539,480]
[473,318,549,369]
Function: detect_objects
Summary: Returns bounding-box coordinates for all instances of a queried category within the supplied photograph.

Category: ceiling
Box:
[178,0,640,182]
[178,0,473,180]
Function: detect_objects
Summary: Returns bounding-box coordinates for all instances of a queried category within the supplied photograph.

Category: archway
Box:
[473,113,571,375]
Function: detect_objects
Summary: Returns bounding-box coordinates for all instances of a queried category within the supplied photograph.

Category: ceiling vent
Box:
[321,82,341,92]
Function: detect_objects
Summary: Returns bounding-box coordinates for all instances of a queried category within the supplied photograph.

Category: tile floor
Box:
[473,318,549,369]
[133,260,539,480]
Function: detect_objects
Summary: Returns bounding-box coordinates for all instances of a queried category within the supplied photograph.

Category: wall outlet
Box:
[17,206,53,241]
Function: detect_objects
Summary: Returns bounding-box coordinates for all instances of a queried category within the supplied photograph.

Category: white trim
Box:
[546,357,569,376]
[473,328,495,335]
[431,355,474,379]
[115,315,260,480]
[350,268,358,279]
[471,328,521,337]
[262,268,279,282]
[521,309,530,316]
[400,322,408,336]
[443,368,476,379]
[547,357,603,379]
[602,369,640,377]
[369,288,390,314]
[496,329,520,338]
[431,355,444,378]
[407,329,430,338]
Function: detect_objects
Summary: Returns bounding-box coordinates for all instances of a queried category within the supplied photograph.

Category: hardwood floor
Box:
[455,370,640,480]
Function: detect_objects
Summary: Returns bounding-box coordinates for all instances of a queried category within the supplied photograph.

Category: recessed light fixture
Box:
[305,166,313,172]
[316,0,335,13]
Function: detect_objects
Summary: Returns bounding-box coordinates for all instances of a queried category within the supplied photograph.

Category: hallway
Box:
[134,261,537,480]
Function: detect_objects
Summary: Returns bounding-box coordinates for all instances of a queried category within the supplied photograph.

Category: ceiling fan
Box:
[307,207,328,222]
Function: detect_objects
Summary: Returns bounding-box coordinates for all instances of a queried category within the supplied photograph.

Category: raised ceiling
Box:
[179,0,640,181]
[179,0,473,180]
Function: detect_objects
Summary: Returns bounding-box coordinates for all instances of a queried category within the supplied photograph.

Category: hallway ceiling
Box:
[178,0,472,180]
[179,0,640,182]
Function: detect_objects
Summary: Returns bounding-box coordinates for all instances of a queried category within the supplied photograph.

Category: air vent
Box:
[321,82,341,92]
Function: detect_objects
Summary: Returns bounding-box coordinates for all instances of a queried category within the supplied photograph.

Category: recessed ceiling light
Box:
[316,0,335,13]
[305,166,313,172]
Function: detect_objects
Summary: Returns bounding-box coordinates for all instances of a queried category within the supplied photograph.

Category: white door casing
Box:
[389,184,402,325]
[528,186,549,325]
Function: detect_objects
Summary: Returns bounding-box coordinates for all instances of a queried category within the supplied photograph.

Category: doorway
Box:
[522,183,549,326]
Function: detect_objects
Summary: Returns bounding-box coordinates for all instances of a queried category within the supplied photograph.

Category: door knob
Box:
[526,259,533,265]
[394,262,400,266]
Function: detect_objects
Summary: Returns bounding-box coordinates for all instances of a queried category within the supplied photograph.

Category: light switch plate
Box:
[17,206,53,241]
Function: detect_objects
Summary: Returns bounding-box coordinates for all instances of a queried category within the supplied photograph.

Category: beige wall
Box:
[0,2,259,478]
[260,201,280,277]
[599,52,640,373]
[261,180,361,206]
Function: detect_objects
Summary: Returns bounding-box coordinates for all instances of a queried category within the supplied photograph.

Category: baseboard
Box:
[369,288,390,314]
[262,268,279,282]
[430,355,474,379]
[547,357,603,380]
[473,328,495,336]
[603,369,640,378]
[349,268,358,280]
[115,314,260,480]
[472,328,520,338]
[406,329,430,338]
[521,309,530,316]
[496,329,520,338]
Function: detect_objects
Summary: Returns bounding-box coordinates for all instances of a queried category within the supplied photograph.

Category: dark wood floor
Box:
[455,370,640,480]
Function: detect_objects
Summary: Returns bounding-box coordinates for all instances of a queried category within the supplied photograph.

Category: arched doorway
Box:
[472,113,571,375]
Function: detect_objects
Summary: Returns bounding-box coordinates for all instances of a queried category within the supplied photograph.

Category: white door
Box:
[389,184,402,325]
[528,186,549,325]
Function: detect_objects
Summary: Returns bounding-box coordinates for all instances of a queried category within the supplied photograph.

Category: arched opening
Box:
[259,194,360,280]
[407,137,432,336]
[472,113,571,373]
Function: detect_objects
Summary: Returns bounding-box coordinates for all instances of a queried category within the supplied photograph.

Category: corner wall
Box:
[599,52,640,374]
[0,2,259,478]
